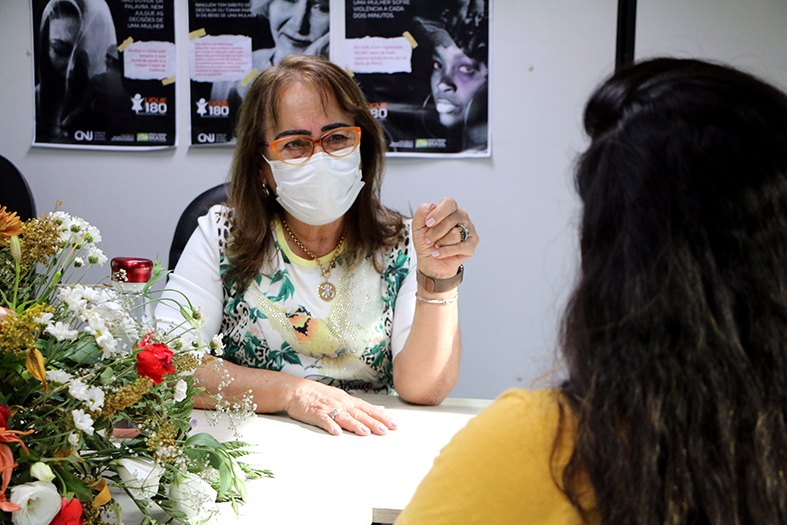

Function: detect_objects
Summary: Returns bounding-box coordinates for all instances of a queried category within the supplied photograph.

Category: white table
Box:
[120,394,492,524]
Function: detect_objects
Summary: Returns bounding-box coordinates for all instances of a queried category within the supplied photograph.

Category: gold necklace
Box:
[282,219,347,301]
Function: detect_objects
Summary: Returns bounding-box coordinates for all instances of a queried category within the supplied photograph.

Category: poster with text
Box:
[31,0,176,149]
[346,0,490,157]
[188,0,330,146]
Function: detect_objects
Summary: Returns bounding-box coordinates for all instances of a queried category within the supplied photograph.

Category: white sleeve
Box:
[390,230,418,359]
[154,205,225,342]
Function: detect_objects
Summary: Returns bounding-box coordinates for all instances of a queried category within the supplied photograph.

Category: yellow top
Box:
[395,388,600,525]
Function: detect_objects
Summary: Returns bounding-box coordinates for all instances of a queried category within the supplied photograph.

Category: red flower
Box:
[50,498,84,525]
[0,405,9,429]
[136,334,175,384]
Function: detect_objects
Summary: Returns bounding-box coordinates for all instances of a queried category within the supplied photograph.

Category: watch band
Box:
[417,265,464,293]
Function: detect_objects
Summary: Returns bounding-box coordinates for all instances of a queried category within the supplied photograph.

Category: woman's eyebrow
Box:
[274,122,352,140]
[321,122,352,132]
[274,129,310,140]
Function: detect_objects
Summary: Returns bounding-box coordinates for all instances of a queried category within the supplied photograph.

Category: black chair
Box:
[0,155,36,221]
[168,183,229,271]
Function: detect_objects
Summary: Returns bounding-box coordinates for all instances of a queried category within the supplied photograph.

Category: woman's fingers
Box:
[287,382,396,436]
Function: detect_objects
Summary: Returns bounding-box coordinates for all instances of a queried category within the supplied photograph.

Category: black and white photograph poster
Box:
[31,0,176,149]
[188,0,330,146]
[345,0,491,157]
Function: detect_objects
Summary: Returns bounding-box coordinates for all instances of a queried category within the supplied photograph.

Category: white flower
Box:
[94,331,120,359]
[68,380,90,401]
[71,408,95,435]
[45,369,72,383]
[84,385,105,411]
[114,458,165,500]
[210,334,225,357]
[9,481,61,525]
[86,224,102,244]
[168,473,219,524]
[29,463,55,483]
[80,286,101,304]
[173,379,188,402]
[87,245,107,266]
[57,286,87,313]
[32,312,54,326]
[45,322,78,342]
[67,433,79,446]
[73,257,84,268]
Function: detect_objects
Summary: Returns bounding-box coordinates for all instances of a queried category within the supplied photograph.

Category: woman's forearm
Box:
[393,289,461,406]
[193,358,299,414]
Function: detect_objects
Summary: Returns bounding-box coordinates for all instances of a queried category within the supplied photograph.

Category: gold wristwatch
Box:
[416,265,464,293]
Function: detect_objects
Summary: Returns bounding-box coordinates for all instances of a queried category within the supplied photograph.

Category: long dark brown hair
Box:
[560,58,787,524]
[225,54,404,291]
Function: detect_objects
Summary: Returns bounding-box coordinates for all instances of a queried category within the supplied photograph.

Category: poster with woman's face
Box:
[345,0,490,157]
[188,0,330,146]
[31,0,176,148]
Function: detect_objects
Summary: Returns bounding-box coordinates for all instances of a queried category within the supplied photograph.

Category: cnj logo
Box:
[74,130,93,141]
[131,94,168,115]
[197,133,216,143]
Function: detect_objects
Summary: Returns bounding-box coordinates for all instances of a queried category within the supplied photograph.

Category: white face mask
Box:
[264,147,365,226]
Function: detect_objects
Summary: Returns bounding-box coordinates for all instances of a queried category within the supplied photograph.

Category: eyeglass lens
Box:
[275,128,359,164]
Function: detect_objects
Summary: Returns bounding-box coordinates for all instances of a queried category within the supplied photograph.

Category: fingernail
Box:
[428,203,436,210]
[389,420,398,429]
[426,218,436,227]
[332,425,342,435]
[432,250,440,257]
[424,237,432,246]
[359,426,369,435]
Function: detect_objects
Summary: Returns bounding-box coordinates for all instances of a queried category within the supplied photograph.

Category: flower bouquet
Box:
[0,206,268,525]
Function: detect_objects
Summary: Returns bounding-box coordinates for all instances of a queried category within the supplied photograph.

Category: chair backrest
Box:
[168,183,229,271]
[0,155,36,221]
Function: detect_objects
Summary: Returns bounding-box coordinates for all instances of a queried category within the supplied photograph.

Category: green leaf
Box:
[185,432,223,449]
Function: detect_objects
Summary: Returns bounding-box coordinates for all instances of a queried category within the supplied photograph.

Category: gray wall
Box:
[4,1,784,400]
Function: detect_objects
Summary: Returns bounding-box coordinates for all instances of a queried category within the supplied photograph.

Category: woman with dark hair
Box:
[159,55,478,436]
[396,58,787,524]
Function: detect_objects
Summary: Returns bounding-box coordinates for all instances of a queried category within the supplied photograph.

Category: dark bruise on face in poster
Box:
[31,0,176,148]
[346,0,490,157]
[188,0,330,146]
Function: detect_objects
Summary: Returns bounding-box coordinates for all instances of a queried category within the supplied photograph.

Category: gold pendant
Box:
[318,281,337,301]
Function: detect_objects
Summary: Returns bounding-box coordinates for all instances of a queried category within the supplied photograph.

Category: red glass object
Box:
[111,257,153,283]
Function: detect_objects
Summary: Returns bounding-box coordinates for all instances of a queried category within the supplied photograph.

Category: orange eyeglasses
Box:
[263,127,362,165]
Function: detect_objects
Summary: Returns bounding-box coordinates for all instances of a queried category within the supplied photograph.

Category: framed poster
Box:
[188,0,330,145]
[345,0,491,157]
[31,0,176,149]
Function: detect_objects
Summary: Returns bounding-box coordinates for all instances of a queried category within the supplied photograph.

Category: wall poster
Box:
[31,0,176,149]
[188,0,330,146]
[345,0,490,157]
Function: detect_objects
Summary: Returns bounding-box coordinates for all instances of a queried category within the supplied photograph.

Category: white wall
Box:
[1,0,614,400]
[636,0,787,90]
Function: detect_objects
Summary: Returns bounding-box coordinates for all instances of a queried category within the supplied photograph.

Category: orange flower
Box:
[0,443,22,512]
[0,206,23,247]
[0,427,33,513]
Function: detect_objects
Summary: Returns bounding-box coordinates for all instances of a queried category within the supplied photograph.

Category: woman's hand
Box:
[412,197,478,280]
[285,378,398,436]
